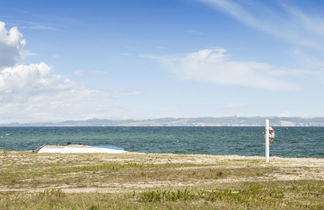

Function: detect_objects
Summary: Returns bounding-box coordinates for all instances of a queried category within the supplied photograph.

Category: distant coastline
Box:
[2,116,324,127]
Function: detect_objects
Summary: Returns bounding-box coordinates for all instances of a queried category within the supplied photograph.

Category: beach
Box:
[0,151,323,209]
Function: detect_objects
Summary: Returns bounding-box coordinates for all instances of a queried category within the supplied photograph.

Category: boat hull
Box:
[36,144,127,154]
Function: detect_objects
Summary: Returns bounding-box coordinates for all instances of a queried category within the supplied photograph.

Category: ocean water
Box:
[0,127,323,158]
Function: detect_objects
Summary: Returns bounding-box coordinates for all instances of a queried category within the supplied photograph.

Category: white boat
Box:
[35,144,127,154]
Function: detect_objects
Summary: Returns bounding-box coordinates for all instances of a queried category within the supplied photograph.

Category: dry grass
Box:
[0,151,323,209]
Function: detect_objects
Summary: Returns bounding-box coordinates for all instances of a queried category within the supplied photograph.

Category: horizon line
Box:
[2,115,324,125]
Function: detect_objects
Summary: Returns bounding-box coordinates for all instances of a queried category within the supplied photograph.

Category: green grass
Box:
[0,181,323,209]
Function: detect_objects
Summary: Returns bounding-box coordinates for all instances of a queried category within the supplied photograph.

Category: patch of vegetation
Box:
[133,180,324,209]
[136,184,285,203]
[0,181,323,209]
[138,189,196,202]
[38,188,66,200]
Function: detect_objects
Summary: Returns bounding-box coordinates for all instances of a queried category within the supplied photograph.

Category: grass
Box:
[0,151,323,209]
[1,181,323,209]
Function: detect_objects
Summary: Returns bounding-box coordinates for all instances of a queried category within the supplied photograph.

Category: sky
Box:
[1,0,324,123]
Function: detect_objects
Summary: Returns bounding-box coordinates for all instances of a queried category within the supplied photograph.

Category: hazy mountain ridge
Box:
[2,117,324,127]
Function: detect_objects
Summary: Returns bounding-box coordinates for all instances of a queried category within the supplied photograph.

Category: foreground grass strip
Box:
[1,180,323,209]
[136,185,285,202]
[135,181,324,209]
[1,152,323,209]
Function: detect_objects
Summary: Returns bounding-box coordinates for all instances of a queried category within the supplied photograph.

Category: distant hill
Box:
[2,117,324,127]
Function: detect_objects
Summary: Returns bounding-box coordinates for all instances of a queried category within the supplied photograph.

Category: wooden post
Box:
[265,119,270,162]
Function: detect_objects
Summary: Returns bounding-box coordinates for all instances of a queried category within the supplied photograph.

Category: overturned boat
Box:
[35,144,127,154]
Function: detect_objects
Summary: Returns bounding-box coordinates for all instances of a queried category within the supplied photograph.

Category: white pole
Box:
[265,119,270,162]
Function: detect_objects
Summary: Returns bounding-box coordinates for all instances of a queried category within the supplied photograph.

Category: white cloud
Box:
[0,62,75,103]
[0,21,26,68]
[0,21,140,123]
[0,61,136,123]
[199,0,324,50]
[196,0,324,89]
[155,48,300,90]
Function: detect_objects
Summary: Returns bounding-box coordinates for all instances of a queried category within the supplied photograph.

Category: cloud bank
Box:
[0,21,138,123]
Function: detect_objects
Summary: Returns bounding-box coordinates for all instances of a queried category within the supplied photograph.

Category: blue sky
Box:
[0,0,324,122]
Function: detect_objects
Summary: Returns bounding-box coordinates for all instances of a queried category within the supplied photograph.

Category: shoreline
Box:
[2,149,324,160]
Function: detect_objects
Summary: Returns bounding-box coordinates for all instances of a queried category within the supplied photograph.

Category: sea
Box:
[0,127,323,158]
